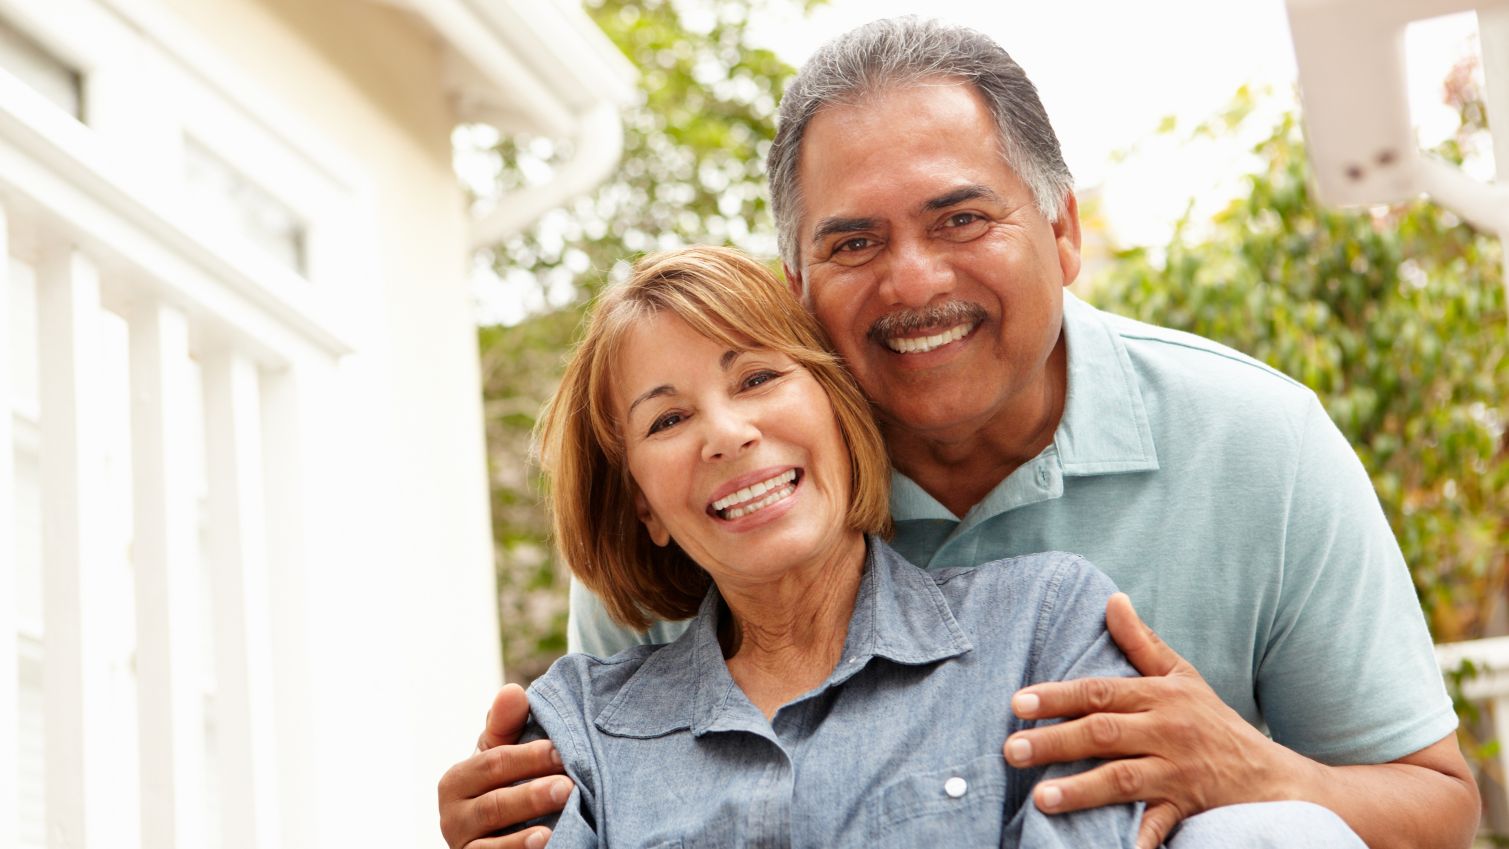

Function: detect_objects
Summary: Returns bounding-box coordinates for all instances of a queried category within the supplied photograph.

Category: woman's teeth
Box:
[885,323,971,354]
[713,469,798,519]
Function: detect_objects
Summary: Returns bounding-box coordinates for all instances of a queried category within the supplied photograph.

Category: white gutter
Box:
[370,0,637,247]
[468,99,624,250]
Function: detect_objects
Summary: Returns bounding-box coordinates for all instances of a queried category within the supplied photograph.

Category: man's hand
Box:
[438,684,574,849]
[1003,593,1290,849]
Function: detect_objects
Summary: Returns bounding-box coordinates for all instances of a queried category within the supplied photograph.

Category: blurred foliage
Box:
[1088,73,1509,648]
[480,0,820,683]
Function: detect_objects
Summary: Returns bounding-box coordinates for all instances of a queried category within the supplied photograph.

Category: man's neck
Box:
[885,339,1068,518]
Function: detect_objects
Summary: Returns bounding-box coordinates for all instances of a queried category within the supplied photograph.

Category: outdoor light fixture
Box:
[1287,0,1509,234]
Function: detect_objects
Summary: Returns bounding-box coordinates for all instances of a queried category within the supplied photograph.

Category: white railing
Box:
[1437,637,1509,815]
[0,48,349,849]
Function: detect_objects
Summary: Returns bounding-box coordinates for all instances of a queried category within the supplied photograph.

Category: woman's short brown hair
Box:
[535,246,892,630]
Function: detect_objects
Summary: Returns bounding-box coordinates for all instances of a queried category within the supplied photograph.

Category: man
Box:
[439,18,1478,849]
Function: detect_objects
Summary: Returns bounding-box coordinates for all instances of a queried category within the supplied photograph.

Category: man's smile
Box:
[882,321,977,354]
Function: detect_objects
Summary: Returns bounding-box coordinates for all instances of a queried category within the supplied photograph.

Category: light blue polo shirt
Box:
[567,291,1456,766]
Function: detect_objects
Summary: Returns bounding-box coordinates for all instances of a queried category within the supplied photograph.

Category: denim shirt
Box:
[523,540,1141,848]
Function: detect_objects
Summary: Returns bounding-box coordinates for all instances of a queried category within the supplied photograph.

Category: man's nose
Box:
[700,404,760,462]
[880,237,956,308]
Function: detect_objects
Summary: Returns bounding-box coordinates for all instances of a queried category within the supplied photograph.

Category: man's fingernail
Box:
[1013,693,1040,716]
[525,830,548,849]
[1006,737,1032,764]
[550,746,563,767]
[549,777,571,804]
[1038,784,1062,811]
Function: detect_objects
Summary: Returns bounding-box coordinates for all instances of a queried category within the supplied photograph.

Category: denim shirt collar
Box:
[890,291,1160,523]
[592,537,971,739]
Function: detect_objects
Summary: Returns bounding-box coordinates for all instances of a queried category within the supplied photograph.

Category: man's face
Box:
[787,81,1081,441]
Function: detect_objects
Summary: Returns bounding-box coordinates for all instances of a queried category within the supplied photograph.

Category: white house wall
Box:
[150,2,504,847]
[2,0,505,846]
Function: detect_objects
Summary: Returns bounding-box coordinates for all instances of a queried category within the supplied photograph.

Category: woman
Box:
[525,246,1139,847]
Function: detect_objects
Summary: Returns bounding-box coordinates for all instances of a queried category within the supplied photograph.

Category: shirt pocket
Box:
[642,826,737,849]
[872,753,1009,848]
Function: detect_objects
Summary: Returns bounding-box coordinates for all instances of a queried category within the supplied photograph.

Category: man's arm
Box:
[437,684,573,849]
[1004,593,1480,849]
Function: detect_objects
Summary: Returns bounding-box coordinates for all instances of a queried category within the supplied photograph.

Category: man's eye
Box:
[828,236,880,267]
[939,212,989,240]
[648,412,684,435]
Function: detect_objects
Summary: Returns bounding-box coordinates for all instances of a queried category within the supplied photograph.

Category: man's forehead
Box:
[794,85,1013,204]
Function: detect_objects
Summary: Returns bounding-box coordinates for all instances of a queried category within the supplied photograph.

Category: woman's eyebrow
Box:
[627,350,747,417]
[626,384,675,418]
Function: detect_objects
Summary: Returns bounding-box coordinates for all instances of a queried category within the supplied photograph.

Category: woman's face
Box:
[614,311,858,590]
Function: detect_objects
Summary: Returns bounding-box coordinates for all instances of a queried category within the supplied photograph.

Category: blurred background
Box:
[2,0,1507,847]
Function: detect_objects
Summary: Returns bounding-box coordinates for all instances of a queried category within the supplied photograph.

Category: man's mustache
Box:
[867,301,988,343]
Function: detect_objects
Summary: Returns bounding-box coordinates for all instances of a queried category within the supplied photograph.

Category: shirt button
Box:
[944,776,968,798]
[1035,465,1049,486]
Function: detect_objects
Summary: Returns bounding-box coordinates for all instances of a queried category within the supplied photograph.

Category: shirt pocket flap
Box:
[874,753,1010,843]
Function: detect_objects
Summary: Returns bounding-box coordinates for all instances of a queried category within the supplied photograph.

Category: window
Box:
[184,137,308,275]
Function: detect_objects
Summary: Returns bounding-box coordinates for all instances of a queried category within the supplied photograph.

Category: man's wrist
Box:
[1259,738,1326,805]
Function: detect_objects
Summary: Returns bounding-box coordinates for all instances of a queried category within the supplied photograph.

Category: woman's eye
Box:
[648,412,683,435]
[742,370,781,390]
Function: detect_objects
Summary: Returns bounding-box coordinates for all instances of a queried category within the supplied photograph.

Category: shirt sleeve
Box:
[567,576,692,655]
[517,679,600,848]
[1257,398,1456,764]
[1004,555,1141,849]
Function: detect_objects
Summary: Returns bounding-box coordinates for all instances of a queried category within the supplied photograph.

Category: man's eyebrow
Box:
[923,185,1001,211]
[626,384,674,419]
[810,216,878,247]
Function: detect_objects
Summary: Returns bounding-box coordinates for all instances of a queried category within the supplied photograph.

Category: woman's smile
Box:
[708,468,802,521]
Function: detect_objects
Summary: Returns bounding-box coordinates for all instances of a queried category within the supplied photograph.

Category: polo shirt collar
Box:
[592,538,971,739]
[890,290,1159,523]
[1054,290,1160,475]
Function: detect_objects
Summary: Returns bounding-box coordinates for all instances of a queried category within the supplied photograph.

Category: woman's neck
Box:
[718,532,868,719]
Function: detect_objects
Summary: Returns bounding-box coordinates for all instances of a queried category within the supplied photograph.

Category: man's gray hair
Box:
[768,17,1074,272]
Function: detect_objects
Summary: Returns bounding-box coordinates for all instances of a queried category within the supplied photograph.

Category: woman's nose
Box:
[699,405,760,462]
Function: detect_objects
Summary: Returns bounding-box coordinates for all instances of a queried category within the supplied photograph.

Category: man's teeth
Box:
[713,470,798,519]
[885,323,971,354]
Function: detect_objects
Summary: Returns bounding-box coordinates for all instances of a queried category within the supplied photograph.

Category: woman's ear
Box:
[634,490,671,547]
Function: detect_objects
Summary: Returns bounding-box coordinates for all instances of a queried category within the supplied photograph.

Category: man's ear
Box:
[1053,191,1083,288]
[782,262,805,302]
[634,490,671,547]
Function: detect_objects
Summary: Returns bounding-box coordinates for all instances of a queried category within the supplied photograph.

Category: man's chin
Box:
[876,394,1001,440]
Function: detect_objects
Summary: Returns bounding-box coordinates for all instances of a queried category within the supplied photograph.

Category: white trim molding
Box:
[373,0,639,246]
